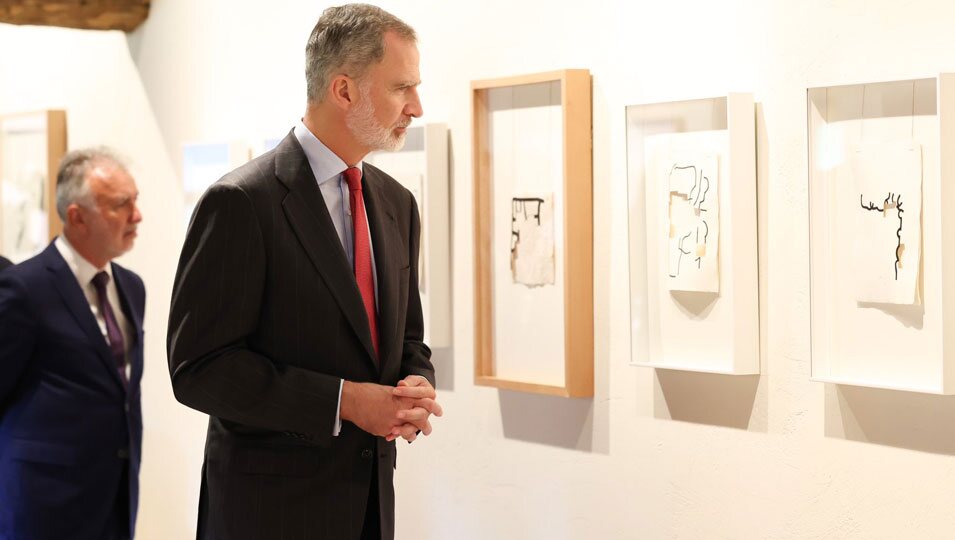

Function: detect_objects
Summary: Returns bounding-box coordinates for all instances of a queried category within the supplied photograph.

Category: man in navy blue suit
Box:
[0,147,145,540]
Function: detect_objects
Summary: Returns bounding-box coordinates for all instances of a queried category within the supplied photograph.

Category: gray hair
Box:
[55,147,127,220]
[305,3,416,102]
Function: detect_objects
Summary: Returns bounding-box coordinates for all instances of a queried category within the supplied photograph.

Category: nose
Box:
[405,87,423,118]
[130,202,143,224]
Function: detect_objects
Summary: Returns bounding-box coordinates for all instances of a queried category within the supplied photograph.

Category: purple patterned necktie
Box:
[91,271,128,388]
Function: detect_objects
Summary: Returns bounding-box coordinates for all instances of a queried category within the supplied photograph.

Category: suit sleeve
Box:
[400,195,436,388]
[167,182,341,442]
[0,272,37,405]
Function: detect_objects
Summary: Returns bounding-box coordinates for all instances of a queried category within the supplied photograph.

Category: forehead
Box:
[369,31,420,81]
[86,163,136,197]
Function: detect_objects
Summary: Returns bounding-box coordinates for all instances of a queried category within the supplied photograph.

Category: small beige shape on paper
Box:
[510,194,555,286]
[851,142,922,305]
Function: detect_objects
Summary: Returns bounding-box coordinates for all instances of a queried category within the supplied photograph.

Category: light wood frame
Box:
[472,69,594,397]
[0,110,67,260]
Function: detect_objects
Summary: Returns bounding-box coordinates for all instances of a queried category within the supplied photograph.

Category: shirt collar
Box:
[293,120,363,187]
[54,234,113,287]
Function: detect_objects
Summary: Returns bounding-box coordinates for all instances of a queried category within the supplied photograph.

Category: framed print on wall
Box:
[472,69,593,398]
[626,94,759,375]
[366,123,452,349]
[0,110,67,263]
[808,74,955,394]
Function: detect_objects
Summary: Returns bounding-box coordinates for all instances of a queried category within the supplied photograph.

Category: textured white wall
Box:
[5,0,955,538]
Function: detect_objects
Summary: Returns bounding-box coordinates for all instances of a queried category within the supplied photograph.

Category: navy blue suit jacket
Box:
[0,242,145,539]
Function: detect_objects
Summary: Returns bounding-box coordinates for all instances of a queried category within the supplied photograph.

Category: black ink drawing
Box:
[510,196,554,286]
[511,197,544,255]
[859,192,905,280]
[668,165,712,279]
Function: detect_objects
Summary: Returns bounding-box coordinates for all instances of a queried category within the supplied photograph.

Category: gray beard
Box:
[345,95,407,152]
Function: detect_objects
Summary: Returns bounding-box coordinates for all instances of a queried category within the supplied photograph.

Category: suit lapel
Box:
[43,245,126,391]
[273,134,379,371]
[363,166,400,375]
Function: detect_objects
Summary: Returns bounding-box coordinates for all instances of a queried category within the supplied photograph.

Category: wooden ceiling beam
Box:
[0,0,151,32]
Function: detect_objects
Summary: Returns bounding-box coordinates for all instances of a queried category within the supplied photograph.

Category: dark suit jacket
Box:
[167,132,434,540]
[0,243,145,540]
[0,255,11,271]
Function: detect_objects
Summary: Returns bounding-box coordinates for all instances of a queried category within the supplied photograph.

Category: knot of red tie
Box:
[343,166,362,192]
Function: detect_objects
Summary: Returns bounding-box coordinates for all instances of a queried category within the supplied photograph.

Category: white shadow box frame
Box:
[626,94,759,374]
[0,110,67,263]
[366,123,452,349]
[808,74,955,394]
[472,70,593,397]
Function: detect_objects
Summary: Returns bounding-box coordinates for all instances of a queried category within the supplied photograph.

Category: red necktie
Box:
[343,167,379,358]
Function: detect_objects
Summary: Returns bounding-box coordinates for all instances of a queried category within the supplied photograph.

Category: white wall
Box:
[5,0,955,538]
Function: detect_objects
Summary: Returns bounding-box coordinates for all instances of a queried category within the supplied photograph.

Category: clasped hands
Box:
[341,375,443,443]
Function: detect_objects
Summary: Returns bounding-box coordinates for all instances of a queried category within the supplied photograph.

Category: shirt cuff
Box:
[333,378,343,436]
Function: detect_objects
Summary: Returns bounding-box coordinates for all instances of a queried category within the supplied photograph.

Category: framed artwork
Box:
[472,69,593,397]
[0,110,67,263]
[626,94,759,375]
[181,141,249,229]
[366,123,451,349]
[808,75,955,394]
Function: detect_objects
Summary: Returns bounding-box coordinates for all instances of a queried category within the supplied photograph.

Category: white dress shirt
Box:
[293,121,380,436]
[54,235,133,379]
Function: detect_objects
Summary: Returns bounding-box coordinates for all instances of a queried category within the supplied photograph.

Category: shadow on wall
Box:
[825,384,955,455]
[654,370,766,431]
[499,390,595,452]
[432,347,454,391]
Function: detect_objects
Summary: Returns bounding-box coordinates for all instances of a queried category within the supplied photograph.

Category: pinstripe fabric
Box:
[168,131,433,540]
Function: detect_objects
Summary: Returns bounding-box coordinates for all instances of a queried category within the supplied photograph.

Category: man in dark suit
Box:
[0,148,145,540]
[167,4,441,540]
[0,255,11,271]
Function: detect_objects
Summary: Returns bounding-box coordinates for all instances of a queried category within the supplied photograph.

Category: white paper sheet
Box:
[510,193,555,286]
[645,132,722,293]
[850,142,922,305]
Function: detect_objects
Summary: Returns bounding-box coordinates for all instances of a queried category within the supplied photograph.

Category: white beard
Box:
[345,85,407,152]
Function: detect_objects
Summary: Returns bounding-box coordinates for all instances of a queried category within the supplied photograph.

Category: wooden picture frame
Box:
[0,110,67,262]
[472,69,593,397]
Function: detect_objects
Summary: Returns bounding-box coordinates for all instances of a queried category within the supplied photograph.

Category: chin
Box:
[381,133,406,152]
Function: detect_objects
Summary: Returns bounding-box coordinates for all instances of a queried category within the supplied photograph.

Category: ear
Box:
[328,74,358,109]
[65,204,86,231]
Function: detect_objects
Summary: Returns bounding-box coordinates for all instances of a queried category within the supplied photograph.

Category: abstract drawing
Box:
[510,193,554,286]
[665,158,720,292]
[851,142,922,305]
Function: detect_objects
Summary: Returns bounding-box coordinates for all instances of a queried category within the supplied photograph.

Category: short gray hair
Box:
[56,147,127,220]
[305,3,416,103]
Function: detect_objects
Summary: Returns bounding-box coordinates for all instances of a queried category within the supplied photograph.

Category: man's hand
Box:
[340,381,414,437]
[387,375,443,442]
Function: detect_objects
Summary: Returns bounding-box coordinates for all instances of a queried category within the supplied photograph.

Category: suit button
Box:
[117,448,129,459]
[124,403,130,413]
[361,449,373,459]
